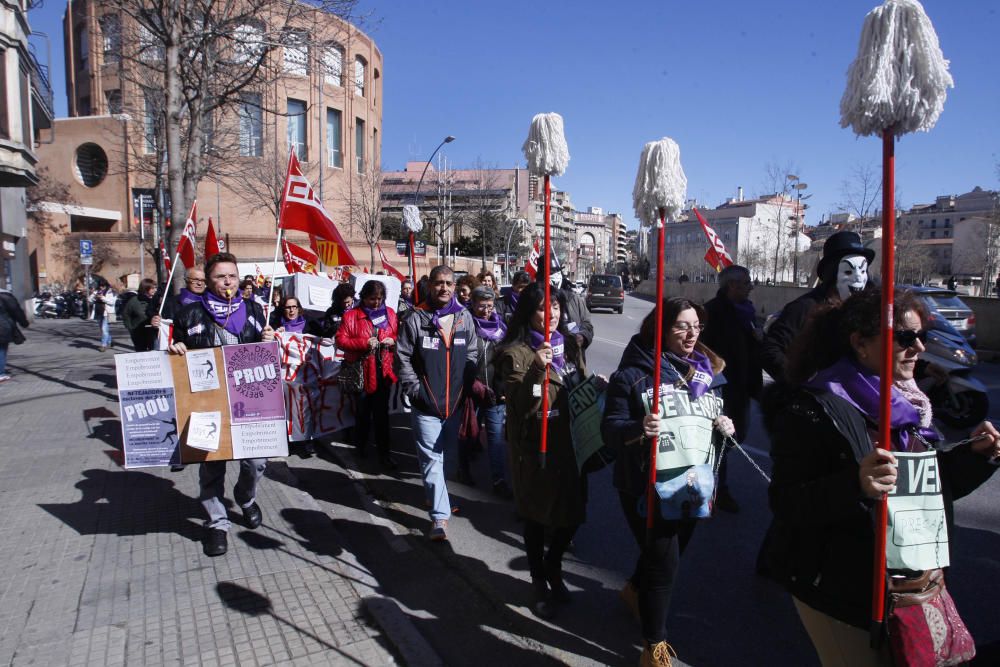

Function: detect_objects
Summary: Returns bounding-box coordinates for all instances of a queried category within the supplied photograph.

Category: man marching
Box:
[167,252,276,557]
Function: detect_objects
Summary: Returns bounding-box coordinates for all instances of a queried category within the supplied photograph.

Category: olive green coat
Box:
[497,340,587,528]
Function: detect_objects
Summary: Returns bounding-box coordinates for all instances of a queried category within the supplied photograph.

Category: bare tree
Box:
[892,220,936,284]
[457,160,510,271]
[758,160,800,283]
[343,162,383,271]
[837,162,882,229]
[26,167,76,235]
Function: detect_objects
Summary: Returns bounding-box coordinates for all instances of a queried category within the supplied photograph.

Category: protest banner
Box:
[886,450,950,571]
[275,331,355,441]
[642,385,723,478]
[567,374,607,471]
[223,342,285,424]
[115,351,180,468]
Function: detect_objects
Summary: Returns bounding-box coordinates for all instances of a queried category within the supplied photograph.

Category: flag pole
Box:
[646,207,667,534]
[156,247,182,318]
[539,173,552,469]
[268,152,295,320]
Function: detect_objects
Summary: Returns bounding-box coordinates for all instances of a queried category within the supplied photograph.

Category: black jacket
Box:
[0,290,28,345]
[306,307,345,338]
[760,286,829,383]
[701,293,762,403]
[172,300,266,350]
[762,383,998,629]
[602,335,727,497]
[559,286,593,351]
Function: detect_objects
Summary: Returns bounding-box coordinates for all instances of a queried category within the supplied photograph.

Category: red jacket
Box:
[335,306,399,394]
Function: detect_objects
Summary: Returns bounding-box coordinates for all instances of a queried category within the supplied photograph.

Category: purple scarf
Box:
[178,288,203,306]
[804,356,940,450]
[281,316,306,333]
[529,329,566,372]
[733,300,757,331]
[202,291,247,336]
[505,290,520,312]
[473,311,507,342]
[360,304,390,330]
[666,349,715,399]
[425,296,466,330]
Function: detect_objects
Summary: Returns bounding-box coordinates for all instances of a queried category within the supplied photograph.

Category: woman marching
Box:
[762,289,999,666]
[496,281,587,620]
[602,297,734,667]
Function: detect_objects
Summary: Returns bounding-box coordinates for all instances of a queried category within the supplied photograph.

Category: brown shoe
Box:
[620,579,640,622]
[639,641,677,667]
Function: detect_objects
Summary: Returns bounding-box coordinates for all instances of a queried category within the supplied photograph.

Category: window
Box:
[104,89,122,114]
[944,218,951,226]
[930,231,936,239]
[79,95,91,116]
[931,219,936,228]
[372,127,377,164]
[283,30,308,75]
[142,91,157,153]
[99,14,121,64]
[373,68,380,105]
[232,22,264,63]
[239,93,262,156]
[354,56,366,97]
[326,108,342,168]
[76,26,88,70]
[139,24,164,61]
[0,51,7,138]
[287,98,307,160]
[355,118,364,172]
[74,143,109,187]
[944,230,950,238]
[323,45,343,86]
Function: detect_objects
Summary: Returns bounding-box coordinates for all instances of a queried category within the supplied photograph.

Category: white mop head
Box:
[632,138,687,226]
[840,0,953,137]
[402,204,423,233]
[522,113,570,177]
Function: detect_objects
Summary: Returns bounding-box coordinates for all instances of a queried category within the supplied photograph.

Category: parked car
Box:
[906,285,977,348]
[586,274,624,314]
[573,280,585,295]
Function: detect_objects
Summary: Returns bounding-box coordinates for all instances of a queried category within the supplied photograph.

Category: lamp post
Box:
[790,183,810,284]
[410,136,455,284]
[504,218,527,283]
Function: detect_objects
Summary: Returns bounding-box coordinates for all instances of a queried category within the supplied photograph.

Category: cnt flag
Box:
[282,239,319,275]
[377,243,406,280]
[693,207,734,272]
[160,238,171,273]
[279,153,357,266]
[524,237,541,279]
[175,202,198,269]
[205,217,222,259]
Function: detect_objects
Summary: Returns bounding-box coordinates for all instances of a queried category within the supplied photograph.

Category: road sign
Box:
[80,255,94,265]
[395,239,427,257]
[79,240,93,256]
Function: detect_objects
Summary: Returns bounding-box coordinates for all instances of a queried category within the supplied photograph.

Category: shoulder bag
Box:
[887,568,975,666]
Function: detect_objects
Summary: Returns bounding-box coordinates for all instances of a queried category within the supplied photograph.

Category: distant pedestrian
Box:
[395,265,479,541]
[90,283,116,351]
[496,270,531,324]
[306,282,355,339]
[476,271,497,292]
[0,287,29,382]
[397,279,415,314]
[468,286,511,498]
[122,279,159,352]
[456,274,479,307]
[167,252,276,557]
[947,275,957,291]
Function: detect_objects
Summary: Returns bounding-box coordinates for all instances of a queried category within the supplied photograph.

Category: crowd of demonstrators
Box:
[496,270,531,324]
[395,265,479,541]
[122,278,159,352]
[307,282,356,338]
[336,280,399,469]
[763,289,999,666]
[497,282,588,619]
[602,297,734,666]
[0,286,29,382]
[168,252,275,557]
[699,265,762,513]
[90,282,117,351]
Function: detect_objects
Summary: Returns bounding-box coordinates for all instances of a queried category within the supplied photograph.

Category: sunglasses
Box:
[893,329,928,349]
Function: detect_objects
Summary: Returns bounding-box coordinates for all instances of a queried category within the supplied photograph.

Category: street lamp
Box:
[791,182,810,284]
[410,135,455,271]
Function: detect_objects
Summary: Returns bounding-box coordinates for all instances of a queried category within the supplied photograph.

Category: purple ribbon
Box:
[505,290,519,312]
[529,329,565,372]
[804,357,940,450]
[473,312,507,342]
[281,316,306,333]
[426,296,465,330]
[177,288,202,306]
[360,304,390,330]
[201,291,247,336]
[733,300,757,331]
[666,349,714,399]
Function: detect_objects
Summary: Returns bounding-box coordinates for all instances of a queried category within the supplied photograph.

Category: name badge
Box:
[532,384,542,397]
[187,323,205,336]
[537,409,560,418]
[372,315,386,326]
[422,336,440,350]
[454,337,466,346]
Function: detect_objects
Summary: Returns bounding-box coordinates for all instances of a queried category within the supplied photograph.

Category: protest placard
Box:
[887,451,950,570]
[568,374,606,471]
[276,331,355,441]
[643,385,723,478]
[115,351,180,468]
[223,342,284,424]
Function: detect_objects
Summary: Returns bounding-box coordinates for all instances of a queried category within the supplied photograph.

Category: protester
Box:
[168,252,275,557]
[270,288,283,314]
[90,282,116,351]
[153,268,207,323]
[395,265,479,541]
[550,260,593,357]
[398,279,415,314]
[476,271,497,291]
[602,297,733,667]
[699,265,762,513]
[336,280,399,469]
[496,282,587,619]
[241,279,256,302]
[496,270,531,324]
[456,274,479,307]
[467,286,512,498]
[306,282,355,339]
[763,289,999,666]
[122,279,158,352]
[762,231,874,383]
[269,295,308,332]
[0,287,28,382]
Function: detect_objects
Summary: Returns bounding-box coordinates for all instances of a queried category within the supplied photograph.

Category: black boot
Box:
[545,559,571,603]
[203,528,228,557]
[531,577,555,619]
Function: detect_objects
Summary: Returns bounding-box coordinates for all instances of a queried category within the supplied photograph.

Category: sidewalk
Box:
[0,319,415,666]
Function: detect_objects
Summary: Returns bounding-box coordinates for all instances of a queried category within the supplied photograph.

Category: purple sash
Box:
[473,312,507,342]
[360,304,390,330]
[177,288,202,306]
[281,316,306,333]
[425,296,465,330]
[529,329,565,372]
[666,349,714,399]
[202,292,247,336]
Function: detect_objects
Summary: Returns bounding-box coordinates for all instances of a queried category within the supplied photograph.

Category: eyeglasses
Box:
[894,329,928,349]
[672,322,705,334]
[186,279,206,285]
[284,305,299,311]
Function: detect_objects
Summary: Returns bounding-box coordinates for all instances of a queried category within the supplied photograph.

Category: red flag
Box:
[282,239,319,275]
[175,202,197,269]
[693,207,734,272]
[524,237,541,279]
[279,153,357,265]
[377,243,405,280]
[160,238,171,273]
[205,217,221,258]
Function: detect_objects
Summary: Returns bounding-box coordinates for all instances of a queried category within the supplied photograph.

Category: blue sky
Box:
[29,0,1000,229]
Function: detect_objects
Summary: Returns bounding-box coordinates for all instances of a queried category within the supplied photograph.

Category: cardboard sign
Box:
[115,351,180,468]
[887,451,950,570]
[643,384,723,479]
[223,342,284,424]
[568,374,606,471]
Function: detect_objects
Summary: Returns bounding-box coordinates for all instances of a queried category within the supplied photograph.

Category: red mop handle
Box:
[409,232,418,305]
[871,129,896,642]
[539,175,552,469]
[646,208,667,532]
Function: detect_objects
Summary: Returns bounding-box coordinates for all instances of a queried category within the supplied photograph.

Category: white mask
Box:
[550,269,563,288]
[836,255,868,300]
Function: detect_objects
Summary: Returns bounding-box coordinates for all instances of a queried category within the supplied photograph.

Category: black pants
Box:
[523,519,578,582]
[129,328,157,352]
[718,387,751,492]
[619,490,696,645]
[353,372,391,456]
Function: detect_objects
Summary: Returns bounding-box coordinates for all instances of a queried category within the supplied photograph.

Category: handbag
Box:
[338,355,366,395]
[887,568,975,667]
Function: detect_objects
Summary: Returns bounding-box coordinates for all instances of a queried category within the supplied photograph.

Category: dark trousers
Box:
[718,386,751,492]
[129,328,157,352]
[619,490,696,645]
[354,373,391,456]
[524,519,578,582]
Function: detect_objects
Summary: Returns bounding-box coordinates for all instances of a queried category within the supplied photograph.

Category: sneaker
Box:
[203,528,228,557]
[429,519,448,541]
[620,579,640,622]
[169,464,186,472]
[715,489,740,514]
[0,374,10,383]
[639,641,677,667]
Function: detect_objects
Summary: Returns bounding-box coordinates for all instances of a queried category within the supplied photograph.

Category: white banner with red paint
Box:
[275,331,355,442]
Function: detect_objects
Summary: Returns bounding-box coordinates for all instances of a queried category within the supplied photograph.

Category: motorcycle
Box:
[34,292,64,319]
[918,315,989,429]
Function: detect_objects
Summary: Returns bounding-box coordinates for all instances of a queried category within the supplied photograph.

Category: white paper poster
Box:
[187,411,222,451]
[887,451,951,571]
[185,348,220,392]
[115,351,173,390]
[231,419,289,459]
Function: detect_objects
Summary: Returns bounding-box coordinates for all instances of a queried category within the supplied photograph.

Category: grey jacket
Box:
[560,287,593,351]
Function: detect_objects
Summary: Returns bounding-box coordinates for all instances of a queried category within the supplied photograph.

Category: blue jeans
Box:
[99,317,112,347]
[0,342,7,375]
[482,404,508,484]
[199,458,268,531]
[411,410,460,521]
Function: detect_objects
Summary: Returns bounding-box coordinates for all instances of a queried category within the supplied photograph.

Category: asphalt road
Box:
[305,293,1000,666]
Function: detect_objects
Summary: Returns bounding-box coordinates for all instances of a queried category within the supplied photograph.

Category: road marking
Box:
[594,336,627,348]
[626,315,635,320]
